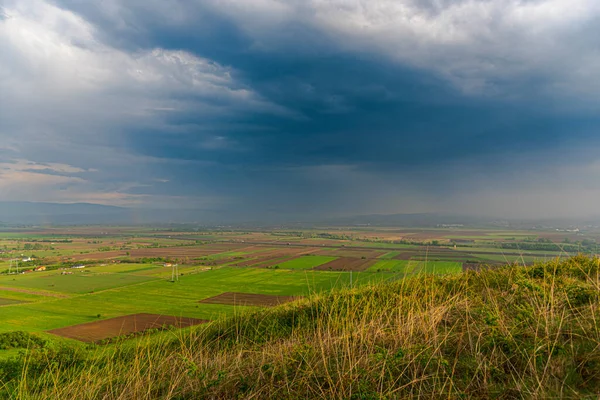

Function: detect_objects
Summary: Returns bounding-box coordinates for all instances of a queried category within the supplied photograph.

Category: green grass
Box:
[274,256,338,270]
[2,256,599,399]
[89,263,160,273]
[367,259,411,272]
[115,266,159,274]
[212,251,249,258]
[0,289,45,303]
[470,253,545,263]
[368,260,463,274]
[0,267,386,335]
[412,260,463,274]
[0,271,157,294]
[0,298,26,306]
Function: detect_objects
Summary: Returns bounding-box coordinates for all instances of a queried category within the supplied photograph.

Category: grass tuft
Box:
[1,256,600,398]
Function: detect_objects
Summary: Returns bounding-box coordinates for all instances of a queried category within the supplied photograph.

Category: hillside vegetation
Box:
[1,256,599,399]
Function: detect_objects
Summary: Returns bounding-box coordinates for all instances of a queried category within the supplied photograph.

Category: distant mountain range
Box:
[0,202,129,225]
[0,201,598,228]
[0,202,235,226]
[319,213,486,227]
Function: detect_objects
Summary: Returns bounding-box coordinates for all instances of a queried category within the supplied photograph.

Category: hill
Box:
[0,202,217,225]
[1,256,599,399]
[0,202,128,225]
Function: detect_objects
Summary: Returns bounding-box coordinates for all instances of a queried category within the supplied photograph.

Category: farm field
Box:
[0,265,389,338]
[274,255,338,270]
[48,314,209,343]
[0,225,597,355]
[368,259,412,273]
[367,259,463,274]
[0,270,157,294]
[199,292,299,307]
[0,297,26,306]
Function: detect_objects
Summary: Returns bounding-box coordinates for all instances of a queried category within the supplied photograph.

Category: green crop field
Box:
[368,259,411,273]
[0,267,389,339]
[275,255,338,270]
[90,263,163,274]
[0,297,26,306]
[413,261,463,274]
[0,271,157,294]
[208,251,249,259]
[3,225,592,368]
[367,259,463,275]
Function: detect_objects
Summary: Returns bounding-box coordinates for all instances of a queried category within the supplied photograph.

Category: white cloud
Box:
[0,0,268,127]
[202,0,600,98]
[0,159,86,201]
[0,159,90,174]
[0,0,283,206]
[2,0,600,217]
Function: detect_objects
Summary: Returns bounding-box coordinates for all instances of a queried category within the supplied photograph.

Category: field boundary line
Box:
[0,286,70,298]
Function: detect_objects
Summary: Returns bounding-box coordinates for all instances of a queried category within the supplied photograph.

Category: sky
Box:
[1,0,600,220]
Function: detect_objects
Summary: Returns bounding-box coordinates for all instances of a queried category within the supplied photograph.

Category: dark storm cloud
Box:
[3,0,600,218]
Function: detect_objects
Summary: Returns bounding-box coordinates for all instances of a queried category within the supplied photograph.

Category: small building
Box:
[163,263,173,267]
[72,264,86,269]
[22,257,32,262]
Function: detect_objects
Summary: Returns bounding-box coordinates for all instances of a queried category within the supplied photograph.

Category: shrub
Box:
[0,331,48,351]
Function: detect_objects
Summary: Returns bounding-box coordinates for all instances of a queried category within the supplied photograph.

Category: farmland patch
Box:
[3,273,157,294]
[230,248,318,268]
[314,248,385,259]
[69,243,249,261]
[378,251,401,259]
[275,256,338,270]
[0,297,27,306]
[314,257,377,272]
[392,252,418,260]
[47,313,208,343]
[413,261,463,274]
[199,292,300,307]
[367,260,411,273]
[0,286,69,298]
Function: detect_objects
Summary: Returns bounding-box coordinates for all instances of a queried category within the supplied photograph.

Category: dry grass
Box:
[1,256,599,399]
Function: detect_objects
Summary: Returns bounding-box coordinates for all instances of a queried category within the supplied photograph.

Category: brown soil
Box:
[333,249,386,258]
[70,250,126,260]
[230,248,317,268]
[69,244,248,261]
[463,263,485,271]
[313,257,377,271]
[314,249,385,259]
[199,292,300,307]
[247,257,296,268]
[47,313,208,343]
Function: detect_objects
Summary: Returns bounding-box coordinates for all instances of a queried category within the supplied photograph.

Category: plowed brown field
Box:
[314,257,377,271]
[69,244,248,261]
[47,313,208,342]
[314,249,385,258]
[231,248,317,267]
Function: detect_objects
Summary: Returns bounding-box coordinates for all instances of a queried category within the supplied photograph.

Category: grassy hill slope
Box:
[1,256,599,399]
